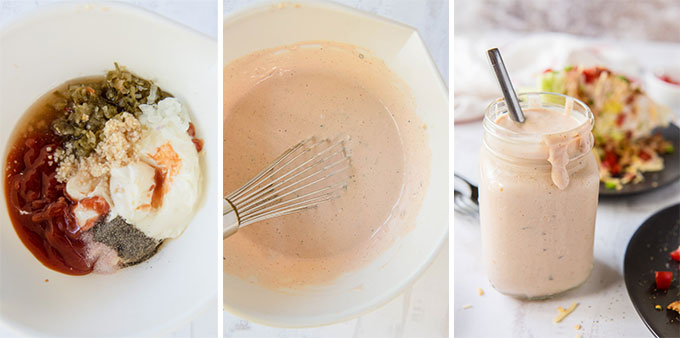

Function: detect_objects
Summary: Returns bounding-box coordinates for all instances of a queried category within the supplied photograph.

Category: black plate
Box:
[623,204,680,338]
[600,124,680,197]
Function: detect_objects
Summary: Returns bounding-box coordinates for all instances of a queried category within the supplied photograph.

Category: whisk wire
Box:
[239,181,347,225]
[229,138,344,200]
[240,196,330,225]
[234,146,348,213]
[239,162,350,221]
[225,135,351,230]
[227,139,309,199]
[228,138,331,206]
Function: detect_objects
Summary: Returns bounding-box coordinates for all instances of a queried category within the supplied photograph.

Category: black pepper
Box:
[92,216,162,267]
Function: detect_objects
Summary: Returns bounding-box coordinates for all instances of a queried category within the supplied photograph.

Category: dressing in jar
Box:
[479,92,599,299]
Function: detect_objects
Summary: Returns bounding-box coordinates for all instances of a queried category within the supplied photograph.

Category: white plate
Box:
[223,0,449,327]
[0,3,217,336]
[645,65,680,114]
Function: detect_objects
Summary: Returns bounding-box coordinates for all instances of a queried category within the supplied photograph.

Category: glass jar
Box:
[478,92,599,299]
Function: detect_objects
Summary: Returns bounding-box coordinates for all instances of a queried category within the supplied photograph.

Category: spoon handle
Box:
[487,48,525,123]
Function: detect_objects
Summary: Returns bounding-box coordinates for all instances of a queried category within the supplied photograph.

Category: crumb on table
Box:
[554,302,579,323]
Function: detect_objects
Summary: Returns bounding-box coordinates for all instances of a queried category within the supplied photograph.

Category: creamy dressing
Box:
[495,107,581,135]
[479,99,599,299]
[223,41,430,289]
[495,107,590,190]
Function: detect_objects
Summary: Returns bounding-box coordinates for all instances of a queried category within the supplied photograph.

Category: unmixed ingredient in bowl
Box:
[51,64,172,158]
[223,41,430,288]
[4,65,203,275]
[92,217,161,267]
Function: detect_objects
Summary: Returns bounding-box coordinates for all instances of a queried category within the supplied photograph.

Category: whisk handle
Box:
[223,199,239,238]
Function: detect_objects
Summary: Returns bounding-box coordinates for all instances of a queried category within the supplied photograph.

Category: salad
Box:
[541,66,674,190]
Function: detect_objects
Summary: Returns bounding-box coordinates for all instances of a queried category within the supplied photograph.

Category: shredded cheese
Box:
[463,304,473,310]
[554,302,579,323]
[477,288,484,296]
[668,300,680,313]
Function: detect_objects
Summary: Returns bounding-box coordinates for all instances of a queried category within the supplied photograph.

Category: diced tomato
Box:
[616,114,626,126]
[655,271,673,290]
[671,246,680,262]
[603,151,617,166]
[659,75,680,86]
[543,68,553,74]
[584,67,606,83]
[602,151,621,175]
[638,150,652,161]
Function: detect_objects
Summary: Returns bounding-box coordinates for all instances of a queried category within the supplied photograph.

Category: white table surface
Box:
[453,35,680,337]
[0,1,218,337]
[222,0,450,337]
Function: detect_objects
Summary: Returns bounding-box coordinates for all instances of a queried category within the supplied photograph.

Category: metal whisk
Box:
[223,136,351,238]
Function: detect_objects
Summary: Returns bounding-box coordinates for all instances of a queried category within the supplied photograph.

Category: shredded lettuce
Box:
[541,71,566,94]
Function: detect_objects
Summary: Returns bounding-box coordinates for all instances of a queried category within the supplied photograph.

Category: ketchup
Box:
[187,122,204,152]
[4,132,93,275]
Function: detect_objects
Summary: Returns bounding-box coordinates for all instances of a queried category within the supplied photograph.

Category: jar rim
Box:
[482,136,593,167]
[483,91,594,143]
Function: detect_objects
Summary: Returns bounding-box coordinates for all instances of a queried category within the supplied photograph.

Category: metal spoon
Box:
[487,48,525,123]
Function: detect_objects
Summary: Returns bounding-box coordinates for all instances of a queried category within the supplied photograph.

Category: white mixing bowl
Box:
[223,0,449,327]
[0,3,218,336]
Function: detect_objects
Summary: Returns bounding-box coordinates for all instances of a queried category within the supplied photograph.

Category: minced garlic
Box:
[56,112,141,182]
